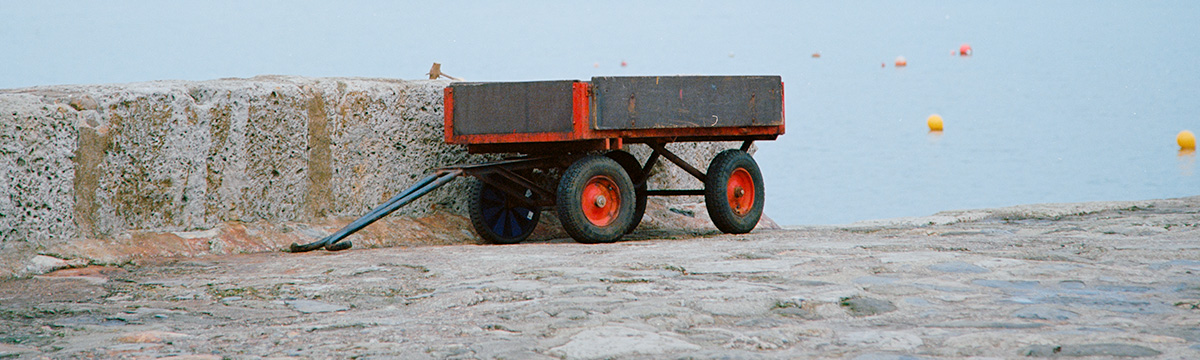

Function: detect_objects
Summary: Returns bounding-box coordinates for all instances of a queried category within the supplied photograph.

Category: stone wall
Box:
[0,76,756,278]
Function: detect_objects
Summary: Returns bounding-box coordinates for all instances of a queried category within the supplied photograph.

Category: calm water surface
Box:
[4,1,1197,225]
[754,2,1200,224]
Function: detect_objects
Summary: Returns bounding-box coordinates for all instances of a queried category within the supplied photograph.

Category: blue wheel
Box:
[468,178,540,244]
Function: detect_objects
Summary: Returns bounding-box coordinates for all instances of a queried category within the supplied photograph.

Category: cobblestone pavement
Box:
[2,197,1198,359]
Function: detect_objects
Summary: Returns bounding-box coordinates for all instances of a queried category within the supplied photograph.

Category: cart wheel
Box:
[704,149,764,234]
[469,178,540,244]
[557,155,636,243]
[605,151,647,234]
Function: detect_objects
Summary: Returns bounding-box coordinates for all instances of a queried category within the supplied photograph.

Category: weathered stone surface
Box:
[0,344,38,358]
[972,279,1039,290]
[116,330,192,343]
[851,353,929,360]
[2,76,469,276]
[1153,327,1200,342]
[838,331,923,351]
[549,326,702,360]
[693,298,775,317]
[927,261,989,274]
[67,95,98,111]
[286,299,350,314]
[687,259,799,274]
[1,190,1198,358]
[840,296,897,317]
[926,321,1044,329]
[23,254,87,275]
[1012,305,1078,321]
[156,355,222,360]
[1019,343,1162,357]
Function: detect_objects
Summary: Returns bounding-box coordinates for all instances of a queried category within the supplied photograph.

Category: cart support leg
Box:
[640,151,660,186]
[740,140,754,152]
[647,142,706,182]
[289,169,464,253]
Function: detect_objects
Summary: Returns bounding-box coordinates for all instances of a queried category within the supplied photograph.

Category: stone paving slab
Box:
[0,196,1198,358]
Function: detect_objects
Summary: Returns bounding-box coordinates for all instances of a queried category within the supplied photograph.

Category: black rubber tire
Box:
[468,178,540,244]
[704,149,765,234]
[605,151,648,234]
[556,155,637,243]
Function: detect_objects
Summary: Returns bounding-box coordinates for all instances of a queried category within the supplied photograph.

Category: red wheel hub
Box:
[582,175,621,226]
[727,168,755,216]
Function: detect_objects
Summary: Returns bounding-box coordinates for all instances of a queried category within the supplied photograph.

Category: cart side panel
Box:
[449,81,577,136]
[591,76,783,130]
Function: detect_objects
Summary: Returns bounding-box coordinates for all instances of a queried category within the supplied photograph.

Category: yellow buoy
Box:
[1179,130,1196,149]
[927,114,944,131]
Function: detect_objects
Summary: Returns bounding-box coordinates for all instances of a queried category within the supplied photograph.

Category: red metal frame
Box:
[444,81,786,154]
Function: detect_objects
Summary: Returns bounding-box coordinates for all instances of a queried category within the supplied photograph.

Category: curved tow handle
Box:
[288,170,463,252]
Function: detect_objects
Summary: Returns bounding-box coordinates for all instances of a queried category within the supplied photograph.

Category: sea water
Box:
[751,1,1200,224]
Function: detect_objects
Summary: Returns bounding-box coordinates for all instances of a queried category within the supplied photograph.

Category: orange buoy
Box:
[620,60,628,67]
[812,52,821,58]
[894,56,907,67]
[959,43,972,56]
[1179,130,1197,150]
[927,114,944,131]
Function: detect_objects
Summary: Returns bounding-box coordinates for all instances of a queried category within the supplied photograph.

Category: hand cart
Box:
[291,75,784,252]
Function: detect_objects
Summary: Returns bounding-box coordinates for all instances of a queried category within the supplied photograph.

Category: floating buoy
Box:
[927,114,944,131]
[1179,130,1197,149]
[812,52,821,58]
[895,56,907,67]
[959,43,972,56]
[620,60,628,67]
[593,62,600,68]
